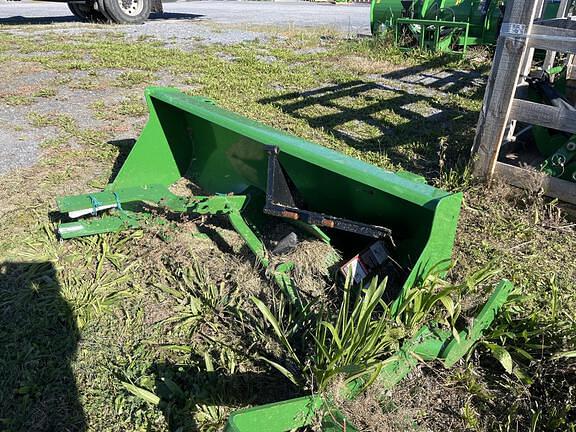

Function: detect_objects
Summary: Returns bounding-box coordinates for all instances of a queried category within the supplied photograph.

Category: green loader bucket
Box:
[56,87,462,307]
[53,87,512,431]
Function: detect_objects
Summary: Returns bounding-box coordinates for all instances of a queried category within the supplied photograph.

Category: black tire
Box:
[67,1,108,23]
[96,0,114,23]
[68,2,87,19]
[96,0,113,23]
[102,0,151,24]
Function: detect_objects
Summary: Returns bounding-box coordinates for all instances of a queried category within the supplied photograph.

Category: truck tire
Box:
[67,1,108,22]
[101,0,151,24]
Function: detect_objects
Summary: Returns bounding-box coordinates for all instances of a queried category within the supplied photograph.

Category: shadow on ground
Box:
[260,66,486,178]
[153,359,299,431]
[107,138,136,183]
[0,261,85,431]
[0,12,203,25]
[380,63,488,99]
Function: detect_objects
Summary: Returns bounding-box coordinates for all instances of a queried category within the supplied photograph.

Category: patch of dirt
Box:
[332,365,473,431]
[143,299,174,325]
[132,211,346,305]
[386,365,471,431]
[0,60,47,82]
[328,377,417,432]
[271,238,341,301]
[168,176,205,198]
[132,216,266,295]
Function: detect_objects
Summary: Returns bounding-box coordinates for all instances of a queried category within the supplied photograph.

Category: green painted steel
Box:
[540,134,576,179]
[109,87,461,303]
[57,87,462,306]
[534,126,570,158]
[57,185,246,216]
[225,396,322,432]
[58,211,144,239]
[56,87,464,316]
[394,17,471,54]
[371,0,563,52]
[442,279,513,367]
[372,0,502,46]
[57,185,249,239]
[224,395,359,432]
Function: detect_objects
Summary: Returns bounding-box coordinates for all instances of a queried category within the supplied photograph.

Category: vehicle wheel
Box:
[96,0,113,23]
[68,1,108,22]
[102,0,151,24]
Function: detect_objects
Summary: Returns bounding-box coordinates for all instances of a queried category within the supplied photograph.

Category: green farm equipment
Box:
[54,87,511,430]
[55,86,463,309]
[527,68,576,182]
[370,0,565,53]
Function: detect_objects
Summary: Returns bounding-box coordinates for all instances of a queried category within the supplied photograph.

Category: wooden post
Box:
[502,0,546,145]
[473,0,543,179]
[542,0,572,71]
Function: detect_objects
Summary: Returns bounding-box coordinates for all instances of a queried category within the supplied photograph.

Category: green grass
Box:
[33,88,57,98]
[0,23,574,432]
[114,70,157,88]
[1,94,34,106]
[92,97,148,119]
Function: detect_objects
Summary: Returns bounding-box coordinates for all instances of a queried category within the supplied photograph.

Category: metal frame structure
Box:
[473,0,576,204]
[394,18,471,54]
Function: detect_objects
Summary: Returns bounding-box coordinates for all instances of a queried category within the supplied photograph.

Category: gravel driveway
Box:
[0,0,369,176]
[0,0,371,33]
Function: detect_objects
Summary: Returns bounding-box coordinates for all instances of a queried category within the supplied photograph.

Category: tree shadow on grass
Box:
[380,63,489,99]
[0,261,85,431]
[259,67,486,179]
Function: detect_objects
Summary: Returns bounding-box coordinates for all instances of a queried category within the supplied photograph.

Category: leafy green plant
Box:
[394,274,461,337]
[252,265,494,392]
[121,382,160,406]
[479,275,576,381]
[115,70,156,87]
[250,295,312,386]
[312,276,397,389]
[311,265,494,390]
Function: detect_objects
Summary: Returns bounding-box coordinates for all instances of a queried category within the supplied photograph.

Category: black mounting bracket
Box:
[263,146,392,240]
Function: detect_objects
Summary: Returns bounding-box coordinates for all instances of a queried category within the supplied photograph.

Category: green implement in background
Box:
[371,0,565,53]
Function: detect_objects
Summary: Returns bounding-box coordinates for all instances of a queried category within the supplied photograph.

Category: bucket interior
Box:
[111,89,461,291]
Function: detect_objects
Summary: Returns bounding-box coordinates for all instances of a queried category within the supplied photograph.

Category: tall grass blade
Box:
[121,382,160,405]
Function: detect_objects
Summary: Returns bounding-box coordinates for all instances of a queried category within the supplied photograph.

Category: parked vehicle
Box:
[10,0,164,24]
